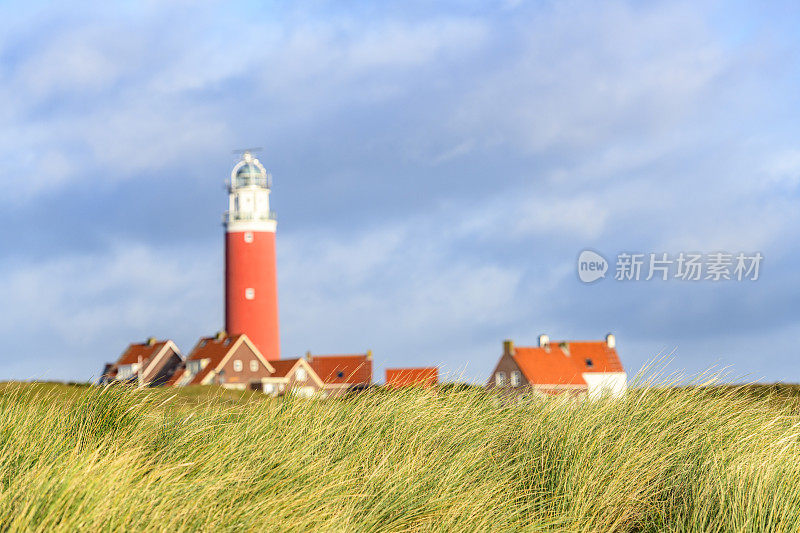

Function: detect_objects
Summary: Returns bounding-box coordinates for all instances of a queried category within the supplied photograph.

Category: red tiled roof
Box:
[562,341,624,373]
[116,340,169,366]
[180,334,244,386]
[308,354,372,385]
[385,367,438,388]
[512,341,624,386]
[269,359,301,378]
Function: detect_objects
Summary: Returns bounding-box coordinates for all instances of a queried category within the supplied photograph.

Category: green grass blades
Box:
[0,382,799,532]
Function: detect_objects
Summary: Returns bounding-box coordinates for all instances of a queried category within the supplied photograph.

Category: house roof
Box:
[269,359,301,378]
[166,334,274,387]
[181,334,244,386]
[512,341,624,386]
[116,340,170,366]
[308,354,372,385]
[385,367,438,388]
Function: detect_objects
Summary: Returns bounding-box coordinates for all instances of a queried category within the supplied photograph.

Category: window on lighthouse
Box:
[244,232,253,243]
[245,288,255,300]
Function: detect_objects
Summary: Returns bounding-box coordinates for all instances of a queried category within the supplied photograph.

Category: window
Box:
[244,232,254,243]
[297,386,314,397]
[245,288,255,300]
[495,371,506,387]
[585,358,594,368]
[233,360,243,372]
[117,364,136,381]
[511,371,521,387]
[296,367,307,382]
[264,383,275,394]
[250,360,259,372]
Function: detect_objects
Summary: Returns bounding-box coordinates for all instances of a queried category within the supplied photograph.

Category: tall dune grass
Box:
[1,381,799,531]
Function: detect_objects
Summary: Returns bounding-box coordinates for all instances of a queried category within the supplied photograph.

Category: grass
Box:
[1,381,800,531]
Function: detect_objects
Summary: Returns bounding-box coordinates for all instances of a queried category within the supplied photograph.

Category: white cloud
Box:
[451,2,727,153]
[0,242,219,380]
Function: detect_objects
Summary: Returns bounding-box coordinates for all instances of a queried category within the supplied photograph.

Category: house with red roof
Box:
[251,351,373,398]
[100,337,183,386]
[252,357,324,397]
[308,351,373,396]
[385,367,438,388]
[168,331,275,389]
[487,334,627,398]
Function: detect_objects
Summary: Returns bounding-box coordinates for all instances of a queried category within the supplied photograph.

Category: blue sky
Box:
[1,0,799,383]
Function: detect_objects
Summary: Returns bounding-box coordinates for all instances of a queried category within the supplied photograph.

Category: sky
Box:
[1,0,799,383]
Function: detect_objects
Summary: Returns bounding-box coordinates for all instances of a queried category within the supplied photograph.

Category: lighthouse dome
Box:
[233,159,268,188]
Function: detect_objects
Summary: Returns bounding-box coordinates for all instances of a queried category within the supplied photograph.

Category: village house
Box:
[252,352,373,397]
[308,351,373,396]
[487,334,627,398]
[254,357,321,397]
[385,367,438,388]
[99,338,183,386]
[167,331,275,389]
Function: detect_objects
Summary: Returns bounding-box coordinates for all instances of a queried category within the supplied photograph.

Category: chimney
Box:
[146,337,156,346]
[366,349,373,361]
[502,339,514,357]
[215,330,227,341]
[305,350,312,361]
[605,333,616,349]
[538,334,550,349]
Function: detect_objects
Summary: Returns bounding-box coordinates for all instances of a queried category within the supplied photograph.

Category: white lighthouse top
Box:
[225,151,276,233]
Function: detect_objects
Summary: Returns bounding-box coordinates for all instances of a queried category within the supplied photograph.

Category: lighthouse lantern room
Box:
[224,151,280,360]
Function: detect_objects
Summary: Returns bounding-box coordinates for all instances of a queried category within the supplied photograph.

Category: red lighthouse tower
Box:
[224,151,280,360]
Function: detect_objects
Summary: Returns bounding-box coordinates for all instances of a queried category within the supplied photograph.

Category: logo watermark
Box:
[577,250,608,283]
[577,251,763,283]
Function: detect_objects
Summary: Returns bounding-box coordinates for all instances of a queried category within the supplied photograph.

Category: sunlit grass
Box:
[1,379,799,531]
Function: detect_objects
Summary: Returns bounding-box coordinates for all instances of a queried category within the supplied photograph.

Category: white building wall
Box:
[582,372,627,399]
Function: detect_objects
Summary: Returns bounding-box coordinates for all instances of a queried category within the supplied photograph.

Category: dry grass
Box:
[1,381,799,531]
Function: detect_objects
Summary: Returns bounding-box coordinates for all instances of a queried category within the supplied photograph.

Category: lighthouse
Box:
[224,151,280,360]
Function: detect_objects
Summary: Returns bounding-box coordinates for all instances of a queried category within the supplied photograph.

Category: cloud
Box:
[1,0,799,384]
[0,241,220,380]
[0,7,488,201]
[451,2,728,154]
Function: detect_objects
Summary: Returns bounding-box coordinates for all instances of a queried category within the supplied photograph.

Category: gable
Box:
[214,341,274,385]
[486,352,528,388]
[141,342,182,380]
